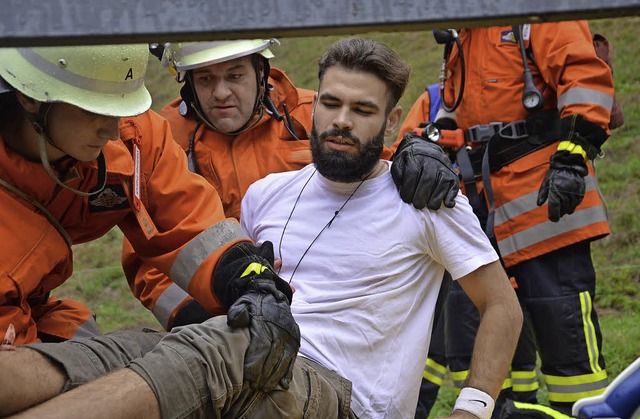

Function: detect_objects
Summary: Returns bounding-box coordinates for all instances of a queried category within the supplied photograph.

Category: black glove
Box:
[536,150,588,222]
[391,132,460,210]
[213,241,300,391]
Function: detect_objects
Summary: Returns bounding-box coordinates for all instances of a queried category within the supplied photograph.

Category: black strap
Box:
[455,147,488,227]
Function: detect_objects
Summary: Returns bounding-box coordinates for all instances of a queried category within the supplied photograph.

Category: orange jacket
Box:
[396,22,613,267]
[123,68,395,330]
[164,68,317,219]
[0,110,247,344]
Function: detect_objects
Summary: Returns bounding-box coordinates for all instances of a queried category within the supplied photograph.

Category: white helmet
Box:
[161,38,278,81]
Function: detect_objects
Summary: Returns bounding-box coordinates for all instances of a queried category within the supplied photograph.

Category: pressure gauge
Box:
[523,90,543,111]
[522,72,544,111]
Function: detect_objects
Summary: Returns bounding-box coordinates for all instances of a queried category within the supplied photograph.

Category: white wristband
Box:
[453,387,495,419]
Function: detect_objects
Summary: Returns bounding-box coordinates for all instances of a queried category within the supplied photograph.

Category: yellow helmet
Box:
[162,39,278,80]
[0,44,151,117]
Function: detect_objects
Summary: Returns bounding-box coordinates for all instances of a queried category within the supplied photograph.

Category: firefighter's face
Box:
[191,56,259,134]
[44,102,120,162]
[310,65,401,182]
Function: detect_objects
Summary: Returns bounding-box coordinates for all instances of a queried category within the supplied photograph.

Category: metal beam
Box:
[1,0,640,47]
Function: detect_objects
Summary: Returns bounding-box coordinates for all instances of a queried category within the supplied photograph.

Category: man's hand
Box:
[537,149,588,222]
[213,242,300,391]
[391,132,460,210]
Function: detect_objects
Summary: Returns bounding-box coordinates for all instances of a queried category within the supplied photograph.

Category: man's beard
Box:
[310,123,385,183]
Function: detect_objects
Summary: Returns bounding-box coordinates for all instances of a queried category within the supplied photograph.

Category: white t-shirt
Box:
[240,161,498,419]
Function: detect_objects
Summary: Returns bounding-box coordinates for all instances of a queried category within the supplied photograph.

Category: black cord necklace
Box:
[277,168,369,284]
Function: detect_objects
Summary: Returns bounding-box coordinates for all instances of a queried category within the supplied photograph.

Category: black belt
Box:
[465,108,562,176]
[456,108,562,241]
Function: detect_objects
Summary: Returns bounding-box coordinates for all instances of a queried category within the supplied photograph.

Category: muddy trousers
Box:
[445,241,608,416]
[28,316,354,419]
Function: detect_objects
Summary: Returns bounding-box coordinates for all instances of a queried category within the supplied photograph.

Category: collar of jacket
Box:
[0,120,138,203]
[267,68,302,115]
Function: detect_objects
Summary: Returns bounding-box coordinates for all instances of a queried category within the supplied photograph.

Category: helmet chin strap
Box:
[30,104,107,197]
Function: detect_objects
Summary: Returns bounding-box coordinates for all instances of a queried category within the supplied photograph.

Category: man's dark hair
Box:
[317,37,410,113]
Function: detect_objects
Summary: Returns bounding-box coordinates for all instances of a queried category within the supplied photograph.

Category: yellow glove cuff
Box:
[557,140,587,160]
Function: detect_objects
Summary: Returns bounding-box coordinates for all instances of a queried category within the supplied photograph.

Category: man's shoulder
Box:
[249,165,314,195]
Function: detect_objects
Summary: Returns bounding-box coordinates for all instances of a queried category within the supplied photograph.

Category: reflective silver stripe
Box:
[557,87,613,112]
[494,175,598,226]
[170,220,248,291]
[71,316,102,341]
[511,371,539,391]
[512,376,538,386]
[18,48,144,94]
[545,377,609,395]
[498,205,608,259]
[153,283,190,330]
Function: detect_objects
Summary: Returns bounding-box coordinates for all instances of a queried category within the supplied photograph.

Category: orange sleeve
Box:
[117,111,249,316]
[529,21,614,130]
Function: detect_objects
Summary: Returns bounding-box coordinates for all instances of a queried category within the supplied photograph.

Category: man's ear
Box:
[15,92,41,113]
[384,105,403,136]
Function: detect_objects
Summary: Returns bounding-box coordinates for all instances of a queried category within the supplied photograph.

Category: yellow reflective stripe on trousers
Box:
[423,358,447,386]
[511,370,540,392]
[544,370,608,403]
[170,220,248,292]
[451,369,512,391]
[580,291,602,373]
[557,87,614,113]
[513,402,573,418]
[153,283,190,330]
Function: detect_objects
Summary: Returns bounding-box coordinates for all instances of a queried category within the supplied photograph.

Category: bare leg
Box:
[0,348,66,416]
[9,369,160,419]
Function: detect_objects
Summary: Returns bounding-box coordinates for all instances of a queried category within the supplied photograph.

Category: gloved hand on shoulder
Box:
[391,131,460,210]
[537,115,607,222]
[213,241,300,391]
